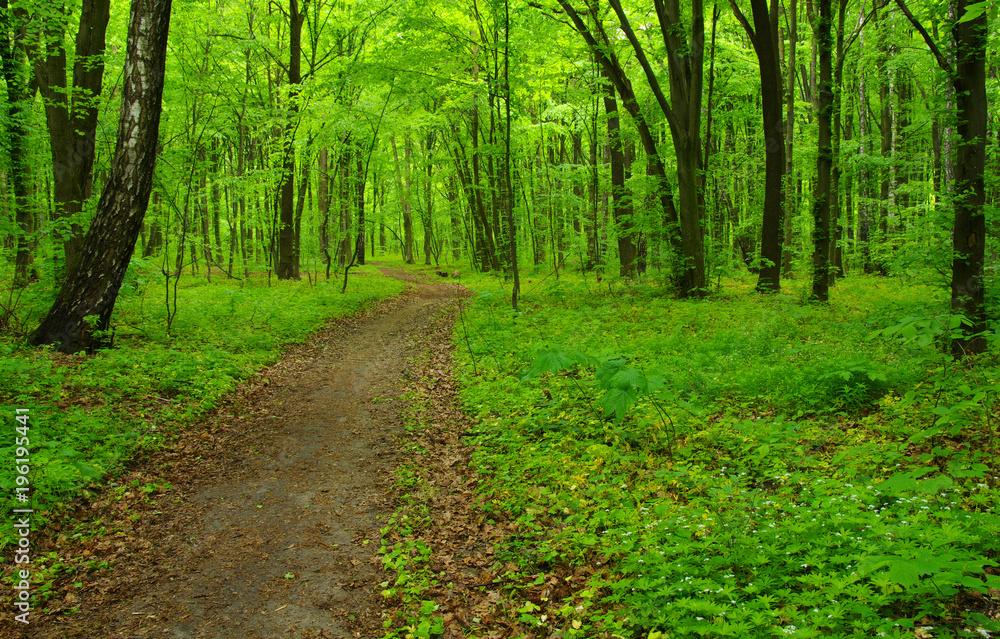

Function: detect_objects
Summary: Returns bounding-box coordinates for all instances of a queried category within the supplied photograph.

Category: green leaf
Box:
[956,1,988,24]
[594,358,628,387]
[520,346,594,381]
[878,468,935,493]
[886,559,921,587]
[915,474,952,493]
[595,359,648,393]
[601,388,635,422]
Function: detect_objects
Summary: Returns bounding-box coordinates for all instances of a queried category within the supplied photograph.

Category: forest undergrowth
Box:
[0,261,405,560]
[383,267,1000,639]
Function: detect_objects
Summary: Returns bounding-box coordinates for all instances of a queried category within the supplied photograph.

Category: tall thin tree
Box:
[730,0,785,292]
[504,0,519,309]
[811,0,833,301]
[275,0,307,280]
[0,0,34,287]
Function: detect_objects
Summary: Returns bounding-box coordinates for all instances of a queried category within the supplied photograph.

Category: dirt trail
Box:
[18,268,462,639]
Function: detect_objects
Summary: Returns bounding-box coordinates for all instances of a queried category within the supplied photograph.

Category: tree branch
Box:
[728,0,757,49]
[608,0,680,136]
[893,0,953,75]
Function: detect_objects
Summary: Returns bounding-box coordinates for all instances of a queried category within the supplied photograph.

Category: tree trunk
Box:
[811,0,832,301]
[198,160,212,282]
[731,0,786,292]
[782,0,797,278]
[608,0,706,294]
[0,3,35,287]
[337,148,351,267]
[949,1,987,355]
[893,0,986,355]
[33,0,171,352]
[877,10,893,274]
[502,0,518,308]
[423,132,435,266]
[447,173,462,260]
[318,147,331,278]
[828,0,850,283]
[293,143,310,278]
[604,78,636,276]
[356,150,366,266]
[33,0,111,276]
[275,0,305,280]
[857,1,872,273]
[556,0,681,277]
[450,132,489,270]
[391,136,415,264]
[143,214,163,258]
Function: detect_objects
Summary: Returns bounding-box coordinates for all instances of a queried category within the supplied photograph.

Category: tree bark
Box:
[811,0,833,301]
[423,132,435,266]
[857,0,873,273]
[391,136,415,264]
[607,0,705,294]
[33,0,111,275]
[336,147,351,267]
[731,0,786,292]
[877,5,893,274]
[33,0,172,353]
[0,1,35,286]
[275,0,305,280]
[894,0,987,356]
[318,147,331,278]
[948,1,987,355]
[603,72,636,276]
[293,142,310,278]
[503,0,518,308]
[356,149,366,265]
[828,0,850,283]
[555,0,681,274]
[783,0,797,278]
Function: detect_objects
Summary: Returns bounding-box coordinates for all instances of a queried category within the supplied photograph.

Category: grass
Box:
[432,266,1000,638]
[0,259,406,552]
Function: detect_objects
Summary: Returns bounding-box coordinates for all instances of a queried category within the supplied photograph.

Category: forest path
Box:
[21,267,462,639]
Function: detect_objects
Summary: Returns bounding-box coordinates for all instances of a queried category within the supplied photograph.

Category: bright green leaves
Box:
[522,346,667,424]
[877,467,953,495]
[859,552,998,594]
[594,358,648,423]
[955,1,990,24]
[874,312,970,349]
[519,345,596,382]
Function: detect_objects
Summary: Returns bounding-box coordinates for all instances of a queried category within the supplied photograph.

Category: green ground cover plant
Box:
[438,269,1000,638]
[0,261,405,551]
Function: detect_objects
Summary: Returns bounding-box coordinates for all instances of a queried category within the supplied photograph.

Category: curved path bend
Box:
[21,268,460,639]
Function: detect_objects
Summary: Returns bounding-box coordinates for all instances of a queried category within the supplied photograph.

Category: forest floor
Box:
[9,266,466,639]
